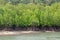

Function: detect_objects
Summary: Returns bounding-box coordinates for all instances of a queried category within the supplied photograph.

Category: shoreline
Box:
[0,31,55,36]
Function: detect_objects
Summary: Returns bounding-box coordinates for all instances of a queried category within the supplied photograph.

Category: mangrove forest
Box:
[0,0,60,31]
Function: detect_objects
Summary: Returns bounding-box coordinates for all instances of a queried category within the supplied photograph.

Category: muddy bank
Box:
[0,31,41,36]
[0,31,55,36]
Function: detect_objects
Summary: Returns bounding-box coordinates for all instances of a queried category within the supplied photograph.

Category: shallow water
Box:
[0,32,60,40]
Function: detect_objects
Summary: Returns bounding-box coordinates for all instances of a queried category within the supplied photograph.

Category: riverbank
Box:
[0,31,40,36]
[0,31,55,36]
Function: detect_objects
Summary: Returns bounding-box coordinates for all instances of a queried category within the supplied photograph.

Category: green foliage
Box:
[0,0,60,5]
[0,2,60,27]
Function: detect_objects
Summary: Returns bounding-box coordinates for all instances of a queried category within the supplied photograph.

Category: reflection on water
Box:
[0,32,60,40]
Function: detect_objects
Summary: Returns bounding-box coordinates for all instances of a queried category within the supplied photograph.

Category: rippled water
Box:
[0,32,60,40]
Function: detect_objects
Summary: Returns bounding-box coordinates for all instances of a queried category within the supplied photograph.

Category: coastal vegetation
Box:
[0,0,60,31]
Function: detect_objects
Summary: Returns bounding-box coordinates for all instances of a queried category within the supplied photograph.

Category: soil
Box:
[0,31,55,36]
[0,26,60,35]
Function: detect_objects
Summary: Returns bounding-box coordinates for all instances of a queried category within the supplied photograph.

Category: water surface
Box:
[0,32,60,40]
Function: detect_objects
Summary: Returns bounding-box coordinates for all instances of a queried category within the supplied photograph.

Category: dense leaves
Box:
[0,2,60,28]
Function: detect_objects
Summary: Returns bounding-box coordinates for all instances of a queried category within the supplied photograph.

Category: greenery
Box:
[0,0,60,29]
